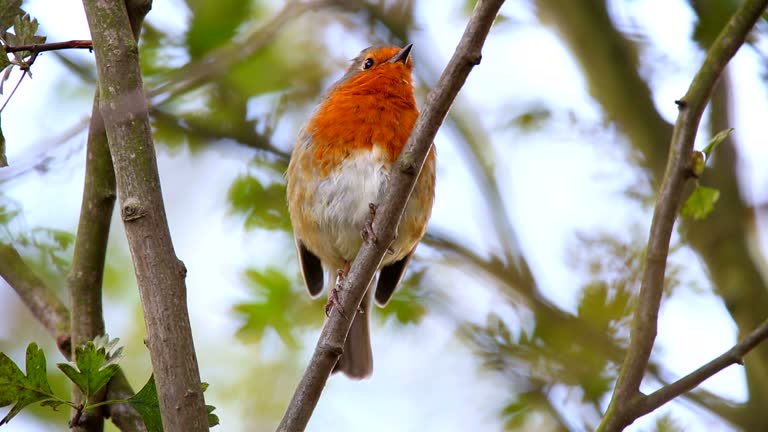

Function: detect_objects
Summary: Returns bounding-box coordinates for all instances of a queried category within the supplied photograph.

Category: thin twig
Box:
[276,1,506,430]
[4,40,93,54]
[0,70,28,113]
[598,1,768,431]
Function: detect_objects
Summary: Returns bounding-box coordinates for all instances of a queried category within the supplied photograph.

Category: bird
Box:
[286,44,436,379]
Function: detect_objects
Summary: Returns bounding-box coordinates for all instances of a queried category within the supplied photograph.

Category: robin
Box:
[286,44,436,379]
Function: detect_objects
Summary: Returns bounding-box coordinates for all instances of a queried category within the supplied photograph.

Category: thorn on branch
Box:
[57,334,72,357]
[69,404,85,427]
[177,259,188,278]
[674,99,687,108]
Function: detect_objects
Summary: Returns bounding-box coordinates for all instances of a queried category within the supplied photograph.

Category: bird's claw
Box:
[361,203,378,244]
[325,266,350,320]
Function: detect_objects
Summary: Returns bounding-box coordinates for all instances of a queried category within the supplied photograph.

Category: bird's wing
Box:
[297,240,324,297]
[374,250,413,306]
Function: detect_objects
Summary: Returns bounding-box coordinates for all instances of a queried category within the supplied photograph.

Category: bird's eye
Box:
[363,58,375,70]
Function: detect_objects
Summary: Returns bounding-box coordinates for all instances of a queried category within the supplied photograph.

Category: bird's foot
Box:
[325,263,350,320]
[361,203,378,244]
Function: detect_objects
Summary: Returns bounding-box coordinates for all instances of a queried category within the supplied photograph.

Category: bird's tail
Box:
[333,283,373,379]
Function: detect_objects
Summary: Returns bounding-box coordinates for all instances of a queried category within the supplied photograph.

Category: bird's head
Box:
[329,44,415,97]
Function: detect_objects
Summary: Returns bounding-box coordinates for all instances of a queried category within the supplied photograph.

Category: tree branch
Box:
[636,318,768,418]
[598,1,768,430]
[0,243,70,353]
[276,1,505,430]
[81,0,208,430]
[68,1,150,430]
[4,40,92,54]
[0,242,145,431]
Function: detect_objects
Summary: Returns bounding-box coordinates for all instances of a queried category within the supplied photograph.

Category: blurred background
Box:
[1,0,767,430]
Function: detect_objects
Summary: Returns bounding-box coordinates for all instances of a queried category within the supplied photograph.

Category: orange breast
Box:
[307,68,418,176]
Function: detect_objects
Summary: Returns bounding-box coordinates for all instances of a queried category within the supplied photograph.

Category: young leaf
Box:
[701,127,733,161]
[57,337,123,399]
[207,404,220,427]
[202,382,219,427]
[0,343,59,425]
[128,375,163,432]
[681,186,720,220]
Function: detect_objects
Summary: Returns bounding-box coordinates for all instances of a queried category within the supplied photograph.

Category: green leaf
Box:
[128,375,163,432]
[681,186,720,220]
[233,267,300,346]
[0,343,59,425]
[56,336,123,399]
[128,375,218,431]
[10,13,45,46]
[227,175,291,231]
[207,404,219,428]
[201,382,219,428]
[702,127,733,161]
[185,0,251,58]
[0,0,22,31]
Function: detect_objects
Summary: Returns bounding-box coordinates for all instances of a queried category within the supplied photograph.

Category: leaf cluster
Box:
[0,337,218,431]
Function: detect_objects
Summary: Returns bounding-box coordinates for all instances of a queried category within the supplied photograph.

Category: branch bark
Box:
[69,2,150,431]
[636,318,768,418]
[80,0,208,430]
[598,1,768,430]
[4,40,92,54]
[277,1,505,430]
[0,243,70,352]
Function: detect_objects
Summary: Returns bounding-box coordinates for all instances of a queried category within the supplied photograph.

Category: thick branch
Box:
[598,1,768,431]
[276,1,505,430]
[80,0,208,430]
[69,1,150,430]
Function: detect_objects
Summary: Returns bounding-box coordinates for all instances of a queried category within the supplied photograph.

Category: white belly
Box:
[309,147,391,264]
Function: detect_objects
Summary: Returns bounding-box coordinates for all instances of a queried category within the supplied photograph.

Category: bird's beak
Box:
[388,43,413,64]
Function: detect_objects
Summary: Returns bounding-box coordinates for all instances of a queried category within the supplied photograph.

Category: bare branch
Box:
[68,0,150,429]
[0,242,71,353]
[4,40,93,54]
[277,1,505,430]
[598,1,768,430]
[637,319,768,418]
[81,0,208,430]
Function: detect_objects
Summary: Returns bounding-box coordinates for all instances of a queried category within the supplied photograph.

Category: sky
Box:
[2,0,768,431]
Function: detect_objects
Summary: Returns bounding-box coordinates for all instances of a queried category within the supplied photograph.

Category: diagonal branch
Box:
[598,1,768,430]
[277,1,506,430]
[636,318,768,418]
[0,243,70,352]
